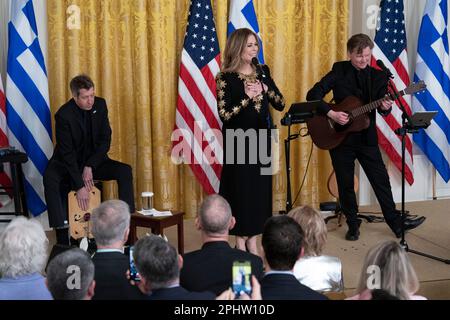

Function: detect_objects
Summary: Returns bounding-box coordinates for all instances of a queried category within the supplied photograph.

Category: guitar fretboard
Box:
[350,89,406,118]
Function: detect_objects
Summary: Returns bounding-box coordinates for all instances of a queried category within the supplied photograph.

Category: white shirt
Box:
[293,255,343,292]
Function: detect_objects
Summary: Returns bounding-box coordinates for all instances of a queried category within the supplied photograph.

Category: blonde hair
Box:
[288,205,327,256]
[222,28,259,73]
[356,240,420,300]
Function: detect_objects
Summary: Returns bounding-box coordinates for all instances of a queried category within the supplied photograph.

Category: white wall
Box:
[350,0,450,205]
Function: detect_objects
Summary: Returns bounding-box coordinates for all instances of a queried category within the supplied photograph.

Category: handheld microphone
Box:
[376,59,394,79]
[251,57,260,67]
[251,57,266,80]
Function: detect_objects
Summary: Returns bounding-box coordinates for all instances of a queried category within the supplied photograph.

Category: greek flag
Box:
[6,0,53,216]
[412,0,450,182]
[227,0,264,63]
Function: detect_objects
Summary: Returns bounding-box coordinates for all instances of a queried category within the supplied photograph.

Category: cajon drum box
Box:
[68,186,100,239]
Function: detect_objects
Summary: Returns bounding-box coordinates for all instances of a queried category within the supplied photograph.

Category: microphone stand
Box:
[284,117,300,214]
[388,77,450,264]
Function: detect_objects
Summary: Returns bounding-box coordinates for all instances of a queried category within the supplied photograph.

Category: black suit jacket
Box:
[180,241,264,296]
[50,97,112,190]
[146,286,216,300]
[92,251,144,300]
[307,61,390,146]
[260,273,328,300]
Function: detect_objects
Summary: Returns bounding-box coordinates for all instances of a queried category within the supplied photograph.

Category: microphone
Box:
[251,57,260,67]
[376,59,393,79]
[251,57,266,80]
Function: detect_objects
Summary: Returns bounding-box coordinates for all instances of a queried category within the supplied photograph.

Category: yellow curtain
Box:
[47,0,348,219]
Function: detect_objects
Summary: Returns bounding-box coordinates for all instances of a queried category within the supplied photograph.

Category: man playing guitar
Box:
[306,34,425,241]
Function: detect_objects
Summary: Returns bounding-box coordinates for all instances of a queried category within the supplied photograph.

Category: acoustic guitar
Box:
[306,81,426,150]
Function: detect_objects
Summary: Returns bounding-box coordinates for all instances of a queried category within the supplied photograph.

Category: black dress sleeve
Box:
[216,72,252,122]
[261,64,285,111]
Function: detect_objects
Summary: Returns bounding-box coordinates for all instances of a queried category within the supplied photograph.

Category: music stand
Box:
[280,101,320,213]
[405,111,438,130]
[395,107,449,264]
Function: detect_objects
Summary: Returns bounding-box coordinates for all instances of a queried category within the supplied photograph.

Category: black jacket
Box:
[260,273,328,300]
[307,61,391,145]
[180,241,264,296]
[50,97,112,190]
[92,251,144,300]
[147,286,216,300]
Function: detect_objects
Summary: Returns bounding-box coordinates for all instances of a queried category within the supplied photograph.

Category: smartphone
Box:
[129,246,141,282]
[232,261,252,297]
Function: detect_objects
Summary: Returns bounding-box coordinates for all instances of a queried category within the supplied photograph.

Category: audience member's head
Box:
[288,205,327,257]
[356,240,420,300]
[196,194,234,236]
[70,74,94,97]
[261,215,304,271]
[0,217,48,278]
[46,248,95,300]
[92,200,130,247]
[133,234,180,292]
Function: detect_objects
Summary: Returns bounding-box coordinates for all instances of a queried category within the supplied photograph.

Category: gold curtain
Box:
[47,0,348,219]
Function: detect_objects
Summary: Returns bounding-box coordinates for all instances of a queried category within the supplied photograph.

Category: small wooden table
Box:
[129,211,185,254]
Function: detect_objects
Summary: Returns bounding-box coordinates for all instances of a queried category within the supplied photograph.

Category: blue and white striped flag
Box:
[6,0,53,216]
[412,0,450,182]
[227,0,264,63]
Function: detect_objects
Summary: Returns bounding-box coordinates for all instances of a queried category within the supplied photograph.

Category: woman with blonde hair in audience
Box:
[0,216,52,300]
[349,240,426,300]
[288,205,343,292]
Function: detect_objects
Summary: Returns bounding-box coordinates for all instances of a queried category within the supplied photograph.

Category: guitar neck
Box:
[351,89,405,118]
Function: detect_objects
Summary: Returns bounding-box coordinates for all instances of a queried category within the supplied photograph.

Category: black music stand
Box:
[393,100,449,264]
[280,101,320,213]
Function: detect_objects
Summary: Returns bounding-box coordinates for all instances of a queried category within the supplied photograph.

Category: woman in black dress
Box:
[216,28,285,254]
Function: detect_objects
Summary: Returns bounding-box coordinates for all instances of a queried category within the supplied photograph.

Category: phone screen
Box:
[129,246,141,282]
[232,261,252,297]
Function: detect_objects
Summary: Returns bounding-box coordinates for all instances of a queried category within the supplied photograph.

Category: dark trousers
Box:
[329,136,399,230]
[44,159,135,228]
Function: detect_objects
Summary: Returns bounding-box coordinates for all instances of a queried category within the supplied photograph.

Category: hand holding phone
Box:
[129,246,141,282]
[232,261,252,297]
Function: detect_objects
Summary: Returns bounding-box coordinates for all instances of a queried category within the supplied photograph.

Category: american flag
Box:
[0,75,8,147]
[0,74,14,208]
[172,0,222,194]
[371,0,414,185]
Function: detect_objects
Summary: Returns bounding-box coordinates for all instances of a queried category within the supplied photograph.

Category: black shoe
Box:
[393,216,426,238]
[345,219,362,241]
[345,228,360,241]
